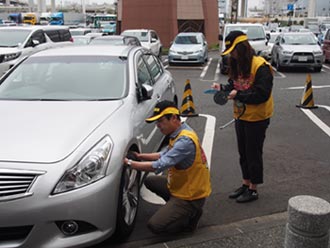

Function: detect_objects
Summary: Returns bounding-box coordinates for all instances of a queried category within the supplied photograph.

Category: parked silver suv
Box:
[0,26,73,76]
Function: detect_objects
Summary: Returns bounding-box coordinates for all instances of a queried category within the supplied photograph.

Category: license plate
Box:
[181,55,189,60]
[298,56,308,61]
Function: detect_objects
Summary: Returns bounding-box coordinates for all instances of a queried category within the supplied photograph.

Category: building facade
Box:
[117,0,219,48]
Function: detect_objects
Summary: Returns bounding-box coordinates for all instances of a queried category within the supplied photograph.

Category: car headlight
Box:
[313,50,323,56]
[282,50,293,55]
[3,52,22,62]
[169,49,176,54]
[52,136,112,194]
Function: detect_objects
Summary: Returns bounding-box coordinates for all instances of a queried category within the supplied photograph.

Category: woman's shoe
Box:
[228,185,248,199]
[236,189,258,203]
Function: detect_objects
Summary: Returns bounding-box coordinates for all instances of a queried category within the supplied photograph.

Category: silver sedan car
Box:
[168,32,208,65]
[0,45,177,247]
[271,32,323,72]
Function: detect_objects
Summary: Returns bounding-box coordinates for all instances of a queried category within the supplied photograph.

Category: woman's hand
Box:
[211,83,221,90]
[228,89,237,100]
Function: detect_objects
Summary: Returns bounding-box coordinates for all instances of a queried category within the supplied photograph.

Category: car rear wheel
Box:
[113,164,141,240]
[314,66,322,72]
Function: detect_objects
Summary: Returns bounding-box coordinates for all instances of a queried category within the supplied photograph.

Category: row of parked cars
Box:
[0,25,178,247]
[219,23,326,73]
[70,27,209,65]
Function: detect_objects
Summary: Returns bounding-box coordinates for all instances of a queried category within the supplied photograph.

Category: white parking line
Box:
[272,66,286,78]
[300,105,330,138]
[200,58,212,78]
[282,85,330,90]
[141,114,216,204]
[322,64,330,70]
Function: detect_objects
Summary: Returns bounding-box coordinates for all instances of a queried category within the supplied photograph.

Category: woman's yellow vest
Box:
[233,56,274,122]
[167,129,212,200]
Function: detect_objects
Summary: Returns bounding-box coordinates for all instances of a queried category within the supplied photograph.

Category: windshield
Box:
[121,31,149,42]
[174,35,201,44]
[0,29,31,47]
[281,34,318,45]
[0,56,127,100]
[225,26,266,40]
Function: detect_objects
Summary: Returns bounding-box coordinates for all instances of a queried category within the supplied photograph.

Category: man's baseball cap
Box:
[145,100,180,123]
[222,30,248,56]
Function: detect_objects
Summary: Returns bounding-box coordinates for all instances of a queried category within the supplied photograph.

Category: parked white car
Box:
[0,45,177,248]
[121,29,162,56]
[168,32,208,65]
[0,26,73,76]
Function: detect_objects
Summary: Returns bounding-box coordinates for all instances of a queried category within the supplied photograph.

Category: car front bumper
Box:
[278,53,323,68]
[0,161,121,248]
[168,52,205,64]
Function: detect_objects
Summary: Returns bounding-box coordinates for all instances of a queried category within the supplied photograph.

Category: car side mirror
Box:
[31,39,40,47]
[266,33,270,40]
[151,38,157,43]
[137,84,153,102]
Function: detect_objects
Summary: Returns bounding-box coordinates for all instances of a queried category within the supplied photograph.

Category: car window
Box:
[144,54,162,82]
[137,56,153,86]
[0,56,126,100]
[122,31,149,42]
[45,29,72,42]
[151,31,158,40]
[175,35,200,44]
[282,34,317,45]
[0,29,31,47]
[30,30,46,44]
[225,26,265,40]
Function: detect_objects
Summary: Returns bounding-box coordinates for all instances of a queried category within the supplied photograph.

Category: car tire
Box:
[113,163,141,240]
[314,66,322,72]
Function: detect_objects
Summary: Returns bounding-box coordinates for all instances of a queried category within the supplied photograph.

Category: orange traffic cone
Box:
[180,79,198,117]
[296,74,317,109]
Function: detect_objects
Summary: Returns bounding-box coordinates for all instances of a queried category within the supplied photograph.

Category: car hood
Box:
[0,101,122,163]
[171,44,202,52]
[0,47,20,54]
[282,44,322,52]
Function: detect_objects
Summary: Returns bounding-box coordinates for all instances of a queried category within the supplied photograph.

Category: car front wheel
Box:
[113,164,141,240]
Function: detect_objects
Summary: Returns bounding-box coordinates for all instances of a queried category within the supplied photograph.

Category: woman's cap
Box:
[145,100,180,123]
[222,30,248,56]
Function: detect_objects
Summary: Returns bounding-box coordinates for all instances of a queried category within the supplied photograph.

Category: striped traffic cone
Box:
[296,74,317,109]
[180,79,198,117]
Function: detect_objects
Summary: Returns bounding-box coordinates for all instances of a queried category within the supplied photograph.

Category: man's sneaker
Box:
[236,189,258,203]
[228,185,249,199]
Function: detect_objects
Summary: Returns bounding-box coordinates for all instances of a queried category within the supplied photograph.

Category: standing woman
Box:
[213,30,274,203]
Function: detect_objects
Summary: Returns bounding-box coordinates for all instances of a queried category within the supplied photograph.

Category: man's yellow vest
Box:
[233,56,274,121]
[167,129,212,200]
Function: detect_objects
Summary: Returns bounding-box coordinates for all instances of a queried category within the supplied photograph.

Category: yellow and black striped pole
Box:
[180,79,198,117]
[296,74,317,109]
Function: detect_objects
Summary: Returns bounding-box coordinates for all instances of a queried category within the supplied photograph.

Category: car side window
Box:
[25,30,46,47]
[137,56,153,86]
[151,31,158,40]
[144,54,162,82]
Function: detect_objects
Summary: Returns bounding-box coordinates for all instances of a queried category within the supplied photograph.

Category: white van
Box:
[0,26,73,76]
[219,23,270,74]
